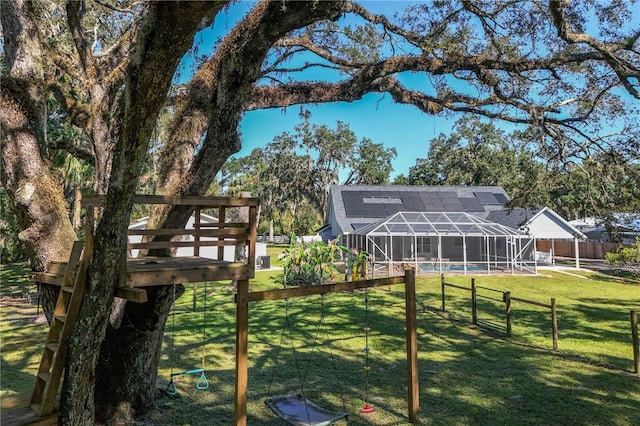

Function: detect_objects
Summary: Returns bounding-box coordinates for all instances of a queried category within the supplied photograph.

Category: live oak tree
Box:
[1,0,638,423]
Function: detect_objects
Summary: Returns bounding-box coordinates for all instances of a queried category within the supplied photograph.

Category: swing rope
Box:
[165,279,209,395]
[267,295,350,425]
[301,294,348,415]
[196,279,209,390]
[267,298,306,400]
[360,288,376,413]
[166,281,178,396]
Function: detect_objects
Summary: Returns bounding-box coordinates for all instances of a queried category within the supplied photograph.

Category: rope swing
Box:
[165,279,209,396]
[265,296,349,426]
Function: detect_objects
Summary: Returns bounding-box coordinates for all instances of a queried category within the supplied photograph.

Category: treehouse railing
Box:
[81,194,259,268]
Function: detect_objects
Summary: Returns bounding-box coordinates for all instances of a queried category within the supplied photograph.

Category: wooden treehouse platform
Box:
[34,195,259,301]
[5,195,258,424]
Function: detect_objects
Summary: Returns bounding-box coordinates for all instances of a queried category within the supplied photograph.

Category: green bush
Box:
[605,238,640,276]
[278,235,370,286]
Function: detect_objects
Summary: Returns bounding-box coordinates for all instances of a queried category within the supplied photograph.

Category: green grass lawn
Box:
[1,262,639,425]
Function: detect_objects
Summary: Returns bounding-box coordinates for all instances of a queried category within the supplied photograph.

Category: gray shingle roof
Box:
[326,185,512,238]
[485,208,543,230]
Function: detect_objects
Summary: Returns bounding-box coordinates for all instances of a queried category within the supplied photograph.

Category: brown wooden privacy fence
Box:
[536,240,629,260]
[440,275,559,350]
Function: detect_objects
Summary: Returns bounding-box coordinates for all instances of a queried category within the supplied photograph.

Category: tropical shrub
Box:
[605,238,640,277]
[278,235,370,286]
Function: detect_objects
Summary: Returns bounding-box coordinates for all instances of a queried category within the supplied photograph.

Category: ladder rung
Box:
[61,286,74,293]
[54,314,67,322]
[38,372,51,382]
[45,342,59,352]
[30,403,42,414]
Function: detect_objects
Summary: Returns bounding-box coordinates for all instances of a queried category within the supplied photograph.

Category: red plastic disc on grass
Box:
[359,403,376,413]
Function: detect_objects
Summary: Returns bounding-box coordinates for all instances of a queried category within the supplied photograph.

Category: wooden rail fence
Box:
[440,275,559,350]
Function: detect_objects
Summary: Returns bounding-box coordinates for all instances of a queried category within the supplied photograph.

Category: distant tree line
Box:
[216,116,640,239]
[217,114,397,239]
[394,117,640,221]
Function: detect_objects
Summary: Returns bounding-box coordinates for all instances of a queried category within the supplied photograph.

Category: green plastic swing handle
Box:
[196,372,209,390]
[165,379,178,396]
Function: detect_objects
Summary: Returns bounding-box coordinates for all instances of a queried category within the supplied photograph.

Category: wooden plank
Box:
[552,298,559,351]
[510,295,552,309]
[444,282,473,291]
[43,262,67,276]
[218,207,226,261]
[32,272,64,286]
[246,276,405,303]
[471,278,477,325]
[126,264,253,286]
[115,287,148,303]
[247,205,257,271]
[631,310,639,374]
[194,208,201,257]
[127,239,248,250]
[127,228,248,237]
[81,194,259,207]
[505,292,512,338]
[198,222,248,229]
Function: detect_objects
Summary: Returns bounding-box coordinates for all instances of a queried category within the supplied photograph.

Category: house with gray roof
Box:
[320,185,584,274]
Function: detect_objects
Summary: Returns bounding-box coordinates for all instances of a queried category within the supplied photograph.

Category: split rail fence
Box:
[440,276,640,375]
[440,275,558,350]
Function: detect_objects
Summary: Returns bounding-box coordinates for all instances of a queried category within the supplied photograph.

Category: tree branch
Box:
[549,0,640,98]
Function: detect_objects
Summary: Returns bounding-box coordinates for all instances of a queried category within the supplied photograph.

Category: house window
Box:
[454,237,463,247]
[416,237,431,256]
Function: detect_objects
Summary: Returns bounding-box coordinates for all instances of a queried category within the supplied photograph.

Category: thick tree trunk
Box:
[93,286,183,423]
[1,0,77,320]
[1,84,77,321]
[62,4,221,424]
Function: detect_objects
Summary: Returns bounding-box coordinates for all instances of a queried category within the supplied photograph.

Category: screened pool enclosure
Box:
[344,212,537,275]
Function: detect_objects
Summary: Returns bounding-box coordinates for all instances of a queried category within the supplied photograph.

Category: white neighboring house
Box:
[487,207,587,268]
[569,214,640,244]
[128,213,267,265]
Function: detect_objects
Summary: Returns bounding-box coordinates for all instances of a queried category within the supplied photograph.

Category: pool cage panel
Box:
[345,212,536,275]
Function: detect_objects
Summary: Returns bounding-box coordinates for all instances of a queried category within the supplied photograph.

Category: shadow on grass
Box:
[3,265,639,425]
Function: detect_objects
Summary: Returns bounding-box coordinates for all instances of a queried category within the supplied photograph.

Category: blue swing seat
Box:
[265,394,348,426]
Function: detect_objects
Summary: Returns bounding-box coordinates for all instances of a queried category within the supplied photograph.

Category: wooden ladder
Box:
[30,239,92,416]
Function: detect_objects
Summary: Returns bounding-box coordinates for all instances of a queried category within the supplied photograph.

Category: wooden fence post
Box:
[405,268,419,423]
[551,298,558,351]
[440,274,445,311]
[504,291,512,337]
[471,278,477,325]
[234,279,250,426]
[631,310,639,375]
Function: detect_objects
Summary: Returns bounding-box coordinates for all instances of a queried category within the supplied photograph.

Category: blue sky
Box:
[175,1,457,179]
[232,1,455,178]
[239,93,453,178]
[180,1,636,180]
